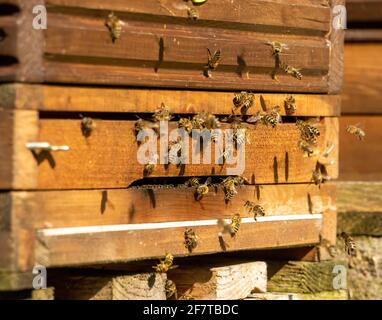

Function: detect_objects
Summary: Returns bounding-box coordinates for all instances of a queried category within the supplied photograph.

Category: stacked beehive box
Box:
[0,0,344,299]
[337,0,382,300]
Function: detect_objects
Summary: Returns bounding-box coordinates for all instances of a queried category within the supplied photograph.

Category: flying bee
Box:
[105,12,125,43]
[311,163,330,188]
[217,213,241,237]
[340,232,357,257]
[283,64,302,80]
[195,177,211,201]
[144,153,158,177]
[165,279,178,300]
[204,48,221,77]
[346,124,365,141]
[80,116,96,137]
[178,118,193,134]
[152,253,178,273]
[296,119,320,144]
[299,140,316,157]
[263,106,282,128]
[187,7,199,20]
[244,201,266,220]
[267,41,289,57]
[153,103,173,122]
[233,91,254,115]
[284,96,297,115]
[185,177,200,187]
[184,228,198,252]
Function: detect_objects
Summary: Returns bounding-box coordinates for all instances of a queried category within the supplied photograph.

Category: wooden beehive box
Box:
[0,0,343,292]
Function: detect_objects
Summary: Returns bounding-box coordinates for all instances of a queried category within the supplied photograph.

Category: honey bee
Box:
[153,253,178,273]
[233,91,254,115]
[267,41,288,57]
[153,103,173,122]
[184,228,198,252]
[299,140,315,157]
[135,118,158,140]
[284,96,297,115]
[221,176,245,202]
[296,120,320,144]
[80,116,96,137]
[178,118,193,134]
[144,153,158,177]
[203,113,221,130]
[185,177,200,187]
[340,232,357,257]
[204,48,221,77]
[187,7,199,20]
[283,64,302,80]
[191,113,205,130]
[105,13,124,43]
[165,279,178,300]
[168,141,183,165]
[244,201,266,220]
[263,106,282,127]
[218,213,241,237]
[346,124,365,141]
[232,122,249,147]
[195,177,211,201]
[311,164,330,188]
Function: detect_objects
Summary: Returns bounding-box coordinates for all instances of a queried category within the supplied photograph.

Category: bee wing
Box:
[207,48,212,60]
[305,117,321,125]
[246,115,260,123]
[204,177,212,185]
[169,265,179,270]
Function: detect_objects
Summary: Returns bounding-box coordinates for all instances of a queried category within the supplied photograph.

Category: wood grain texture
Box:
[342,44,382,114]
[0,84,341,116]
[347,0,382,22]
[0,0,341,92]
[32,118,339,189]
[0,270,33,291]
[339,116,382,181]
[346,29,382,42]
[267,260,346,293]
[246,290,348,300]
[168,261,266,300]
[35,217,322,267]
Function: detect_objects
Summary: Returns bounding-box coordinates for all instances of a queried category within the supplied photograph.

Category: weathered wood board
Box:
[0,0,343,92]
[346,0,382,23]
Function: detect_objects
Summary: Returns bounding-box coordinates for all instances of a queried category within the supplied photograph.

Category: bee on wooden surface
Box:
[168,141,183,165]
[263,106,282,128]
[221,176,245,202]
[247,110,266,125]
[204,48,221,78]
[340,232,357,257]
[153,253,178,273]
[105,12,125,43]
[203,112,221,130]
[195,177,211,201]
[153,103,173,122]
[218,213,241,237]
[191,113,205,130]
[311,164,330,188]
[298,140,316,157]
[178,118,193,134]
[185,177,200,187]
[232,122,249,147]
[283,64,302,80]
[144,153,158,177]
[244,201,266,220]
[165,279,178,300]
[233,91,254,115]
[267,41,288,57]
[296,119,320,145]
[346,124,365,141]
[187,7,199,20]
[80,116,96,137]
[284,96,297,115]
[184,228,198,252]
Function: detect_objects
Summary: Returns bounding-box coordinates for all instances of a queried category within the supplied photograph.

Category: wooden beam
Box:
[346,0,382,23]
[246,290,348,300]
[167,261,266,300]
[346,29,382,42]
[0,270,33,291]
[0,84,341,116]
[35,216,323,267]
[267,260,347,293]
[339,116,382,181]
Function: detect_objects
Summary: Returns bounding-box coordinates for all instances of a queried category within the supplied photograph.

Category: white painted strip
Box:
[38,214,322,237]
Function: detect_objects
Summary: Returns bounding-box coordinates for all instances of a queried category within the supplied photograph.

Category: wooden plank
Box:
[346,29,382,42]
[31,118,339,189]
[342,44,382,114]
[0,270,33,291]
[35,216,323,267]
[347,0,382,23]
[339,116,382,181]
[267,260,347,293]
[337,182,382,236]
[0,84,341,116]
[0,1,340,93]
[49,271,166,300]
[167,261,266,300]
[246,290,348,300]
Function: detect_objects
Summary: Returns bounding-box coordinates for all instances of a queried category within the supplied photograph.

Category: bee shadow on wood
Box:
[273,156,279,183]
[128,203,136,223]
[0,29,7,42]
[255,185,261,201]
[100,190,108,215]
[178,163,186,176]
[147,273,156,289]
[218,235,228,251]
[31,150,56,169]
[236,54,248,78]
[154,37,164,73]
[307,193,313,214]
[145,188,156,208]
[260,95,267,111]
[285,151,289,182]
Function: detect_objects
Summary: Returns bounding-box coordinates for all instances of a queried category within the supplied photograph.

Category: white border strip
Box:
[38,214,322,237]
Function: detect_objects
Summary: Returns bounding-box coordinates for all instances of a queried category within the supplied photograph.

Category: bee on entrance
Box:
[187,7,199,20]
[244,201,266,221]
[105,13,125,43]
[311,163,330,188]
[299,140,316,157]
[165,280,178,300]
[232,122,249,147]
[144,153,158,177]
[233,91,254,115]
[204,48,221,78]
[153,103,173,122]
[263,106,282,128]
[221,176,245,202]
[152,253,178,273]
[185,177,200,187]
[283,64,302,80]
[267,41,288,57]
[346,124,365,141]
[284,96,297,115]
[218,213,241,237]
[178,118,193,135]
[340,232,357,257]
[80,116,96,137]
[184,228,198,252]
[296,120,321,145]
[168,140,183,165]
[195,177,211,201]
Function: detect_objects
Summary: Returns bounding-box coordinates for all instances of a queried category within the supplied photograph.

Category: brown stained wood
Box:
[0,84,341,116]
[346,29,382,42]
[1,1,340,92]
[342,44,382,114]
[35,218,322,267]
[33,119,338,189]
[347,0,382,23]
[7,184,335,228]
[339,116,382,181]
[167,261,267,300]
